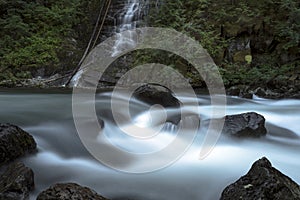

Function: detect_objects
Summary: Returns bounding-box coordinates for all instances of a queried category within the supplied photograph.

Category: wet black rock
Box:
[254,87,284,99]
[0,123,37,164]
[253,86,300,99]
[133,84,181,108]
[37,183,109,200]
[227,86,253,99]
[220,157,300,200]
[227,86,241,96]
[0,162,35,200]
[227,85,300,100]
[133,84,182,124]
[223,112,267,137]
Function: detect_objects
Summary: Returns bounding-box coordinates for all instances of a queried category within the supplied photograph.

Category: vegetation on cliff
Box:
[0,0,101,84]
[145,0,299,88]
[0,0,299,89]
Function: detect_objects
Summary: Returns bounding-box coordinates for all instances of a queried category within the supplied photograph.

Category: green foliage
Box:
[0,0,101,82]
[275,0,300,50]
[149,0,227,59]
[0,0,298,88]
[145,0,299,87]
[3,35,60,68]
[220,61,298,87]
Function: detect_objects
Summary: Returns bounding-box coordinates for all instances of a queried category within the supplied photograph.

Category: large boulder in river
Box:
[37,183,109,200]
[133,84,182,124]
[0,162,35,200]
[223,112,267,137]
[0,123,37,164]
[220,157,300,200]
[133,84,181,108]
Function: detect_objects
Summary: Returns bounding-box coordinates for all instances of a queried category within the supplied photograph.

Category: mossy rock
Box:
[221,157,300,200]
[0,123,37,165]
[0,162,34,200]
[37,183,109,200]
[233,50,252,63]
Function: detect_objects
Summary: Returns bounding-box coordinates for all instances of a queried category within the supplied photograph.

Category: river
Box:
[0,89,299,200]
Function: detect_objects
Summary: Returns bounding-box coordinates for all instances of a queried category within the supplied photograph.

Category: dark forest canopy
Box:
[0,0,101,81]
[0,0,299,87]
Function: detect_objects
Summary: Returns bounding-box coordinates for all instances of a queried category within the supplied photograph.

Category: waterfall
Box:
[117,0,141,32]
[69,0,151,87]
[112,0,146,56]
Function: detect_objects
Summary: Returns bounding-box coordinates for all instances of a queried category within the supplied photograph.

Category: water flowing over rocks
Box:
[133,84,182,124]
[222,112,267,137]
[0,162,35,200]
[226,85,253,99]
[227,85,300,99]
[37,183,109,200]
[220,157,300,200]
[0,123,37,164]
[253,87,300,99]
[133,84,181,108]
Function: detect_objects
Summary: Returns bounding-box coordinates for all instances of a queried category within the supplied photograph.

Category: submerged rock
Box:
[0,123,37,164]
[223,112,267,137]
[37,183,109,200]
[0,162,35,200]
[220,157,300,200]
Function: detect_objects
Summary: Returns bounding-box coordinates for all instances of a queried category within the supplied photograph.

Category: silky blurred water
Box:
[0,89,299,200]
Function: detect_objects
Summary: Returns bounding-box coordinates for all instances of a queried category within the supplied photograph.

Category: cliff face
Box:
[150,0,299,66]
[145,0,299,90]
[219,3,299,67]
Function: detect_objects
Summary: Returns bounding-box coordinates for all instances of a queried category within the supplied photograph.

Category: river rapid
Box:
[0,89,299,200]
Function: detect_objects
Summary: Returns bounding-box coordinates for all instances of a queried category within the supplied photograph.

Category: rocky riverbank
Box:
[227,84,300,99]
[0,123,36,199]
[1,77,299,100]
[0,123,109,200]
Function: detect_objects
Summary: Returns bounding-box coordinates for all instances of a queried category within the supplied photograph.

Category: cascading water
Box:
[112,0,143,56]
[70,0,150,87]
